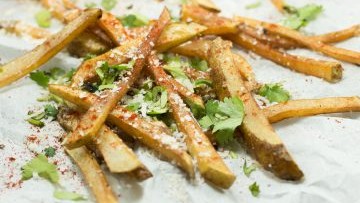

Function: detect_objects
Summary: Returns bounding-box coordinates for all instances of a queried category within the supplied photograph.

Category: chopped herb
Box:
[249,182,260,197]
[101,0,117,11]
[245,1,262,9]
[44,147,56,157]
[30,71,50,88]
[35,10,52,28]
[85,2,97,8]
[83,53,97,61]
[199,97,245,145]
[21,154,59,183]
[125,86,169,116]
[282,4,323,30]
[44,104,58,118]
[37,94,64,104]
[54,190,86,201]
[243,160,256,177]
[194,79,212,88]
[229,151,238,159]
[119,14,149,28]
[258,83,290,103]
[95,61,134,90]
[163,55,194,92]
[190,57,208,71]
[27,118,45,128]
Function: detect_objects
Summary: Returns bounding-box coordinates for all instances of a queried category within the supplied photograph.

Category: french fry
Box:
[57,108,152,180]
[0,20,51,39]
[224,33,343,82]
[156,22,207,52]
[0,9,102,88]
[98,12,128,46]
[189,0,221,12]
[66,147,118,203]
[65,8,171,149]
[181,5,239,35]
[48,84,195,177]
[263,97,360,123]
[209,37,303,180]
[171,39,259,90]
[148,55,236,188]
[240,23,360,50]
[235,16,360,65]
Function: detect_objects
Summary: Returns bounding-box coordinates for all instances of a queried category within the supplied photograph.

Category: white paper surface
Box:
[0,0,359,203]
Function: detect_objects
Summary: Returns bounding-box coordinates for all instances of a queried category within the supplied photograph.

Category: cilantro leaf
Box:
[30,71,50,88]
[282,4,323,30]
[21,154,59,183]
[44,147,56,157]
[163,55,194,92]
[249,182,260,197]
[101,0,117,11]
[35,10,52,28]
[95,61,134,90]
[190,57,208,71]
[27,118,45,128]
[245,1,261,9]
[44,104,58,118]
[258,83,290,103]
[54,190,86,201]
[199,97,245,145]
[120,14,149,28]
[243,160,256,177]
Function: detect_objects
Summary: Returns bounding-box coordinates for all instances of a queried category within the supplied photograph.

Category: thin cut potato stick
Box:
[209,38,303,180]
[48,84,195,177]
[65,8,171,149]
[148,55,236,189]
[181,5,239,35]
[171,39,258,88]
[236,16,360,65]
[224,33,343,82]
[263,97,360,123]
[57,108,152,180]
[98,12,128,46]
[0,9,102,88]
[189,0,221,12]
[66,147,118,203]
[156,22,207,52]
[240,23,360,49]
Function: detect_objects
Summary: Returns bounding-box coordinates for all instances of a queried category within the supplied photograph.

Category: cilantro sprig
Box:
[258,83,290,103]
[95,60,134,90]
[282,4,323,30]
[163,55,195,92]
[30,67,75,88]
[27,104,58,127]
[199,96,245,145]
[119,14,149,28]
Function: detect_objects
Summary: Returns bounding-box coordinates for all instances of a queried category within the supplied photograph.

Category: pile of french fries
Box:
[0,0,359,202]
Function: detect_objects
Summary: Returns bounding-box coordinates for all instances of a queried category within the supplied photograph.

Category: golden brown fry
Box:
[225,33,343,82]
[171,39,259,89]
[148,55,236,188]
[49,84,195,177]
[263,97,360,123]
[66,147,118,203]
[98,12,128,46]
[0,9,102,88]
[156,22,207,52]
[240,23,360,50]
[65,8,171,149]
[181,5,238,35]
[236,16,360,65]
[209,37,303,181]
[189,0,221,12]
[57,108,152,180]
[271,0,285,13]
